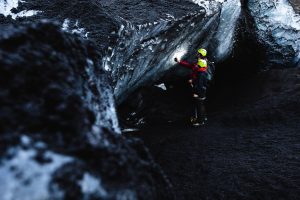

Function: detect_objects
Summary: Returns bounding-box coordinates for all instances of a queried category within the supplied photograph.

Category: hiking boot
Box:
[192,120,205,127]
[192,122,201,127]
[190,117,198,123]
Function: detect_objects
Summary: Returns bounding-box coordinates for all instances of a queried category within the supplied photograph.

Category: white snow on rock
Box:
[248,0,300,66]
[84,58,121,134]
[62,19,89,39]
[0,0,40,19]
[0,146,72,200]
[62,19,70,31]
[191,0,225,16]
[0,0,19,16]
[155,83,167,91]
[78,173,108,198]
[122,128,140,133]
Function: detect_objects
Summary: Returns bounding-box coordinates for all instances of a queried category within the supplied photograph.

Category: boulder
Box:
[0,22,173,200]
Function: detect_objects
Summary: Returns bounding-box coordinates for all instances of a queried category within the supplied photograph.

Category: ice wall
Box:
[103,0,242,102]
[248,0,300,67]
[0,0,244,103]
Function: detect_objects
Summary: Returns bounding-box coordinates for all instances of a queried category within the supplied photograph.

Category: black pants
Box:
[193,72,208,98]
[192,96,206,122]
[192,72,208,122]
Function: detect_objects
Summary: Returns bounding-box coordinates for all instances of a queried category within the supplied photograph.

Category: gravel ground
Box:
[133,68,300,200]
[138,121,300,200]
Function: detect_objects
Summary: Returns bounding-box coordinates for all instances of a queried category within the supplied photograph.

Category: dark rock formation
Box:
[1,0,299,99]
[0,0,243,103]
[289,0,300,13]
[0,19,119,134]
[0,22,173,200]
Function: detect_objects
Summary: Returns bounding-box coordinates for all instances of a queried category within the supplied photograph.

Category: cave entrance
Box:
[119,11,265,130]
[118,60,261,130]
[119,47,263,130]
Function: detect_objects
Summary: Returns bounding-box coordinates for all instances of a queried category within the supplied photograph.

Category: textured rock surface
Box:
[0,22,173,200]
[0,0,242,103]
[247,0,300,67]
[289,0,300,13]
[0,20,119,134]
[1,0,299,98]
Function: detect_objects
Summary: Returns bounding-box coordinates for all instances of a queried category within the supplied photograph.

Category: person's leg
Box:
[191,94,207,125]
[191,73,207,125]
[195,96,207,123]
[191,74,207,125]
[193,85,207,125]
[190,93,198,124]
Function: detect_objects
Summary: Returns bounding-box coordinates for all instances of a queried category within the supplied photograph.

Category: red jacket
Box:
[179,60,207,79]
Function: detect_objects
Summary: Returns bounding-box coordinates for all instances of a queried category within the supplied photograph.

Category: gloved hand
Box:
[174,57,178,63]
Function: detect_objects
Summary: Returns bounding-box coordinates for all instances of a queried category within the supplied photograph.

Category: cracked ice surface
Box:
[248,0,300,66]
[191,0,225,16]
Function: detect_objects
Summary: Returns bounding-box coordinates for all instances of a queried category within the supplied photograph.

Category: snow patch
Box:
[0,146,72,200]
[62,19,70,31]
[78,173,107,198]
[20,135,31,146]
[61,19,89,39]
[122,128,140,133]
[155,83,167,91]
[84,57,121,134]
[266,0,300,30]
[0,0,19,16]
[0,0,40,19]
[191,0,225,15]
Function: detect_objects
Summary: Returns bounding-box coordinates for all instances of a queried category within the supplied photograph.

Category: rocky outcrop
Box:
[1,0,299,97]
[247,0,300,67]
[99,0,241,102]
[0,0,243,103]
[0,22,173,200]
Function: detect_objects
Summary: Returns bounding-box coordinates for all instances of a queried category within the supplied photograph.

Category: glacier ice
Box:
[248,0,300,66]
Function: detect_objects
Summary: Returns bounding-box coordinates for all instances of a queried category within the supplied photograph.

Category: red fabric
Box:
[178,60,207,79]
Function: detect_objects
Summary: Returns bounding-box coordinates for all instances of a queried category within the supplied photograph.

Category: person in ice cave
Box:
[175,48,212,127]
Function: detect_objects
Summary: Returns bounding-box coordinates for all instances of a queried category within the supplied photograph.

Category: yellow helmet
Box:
[198,59,207,68]
[198,48,207,57]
